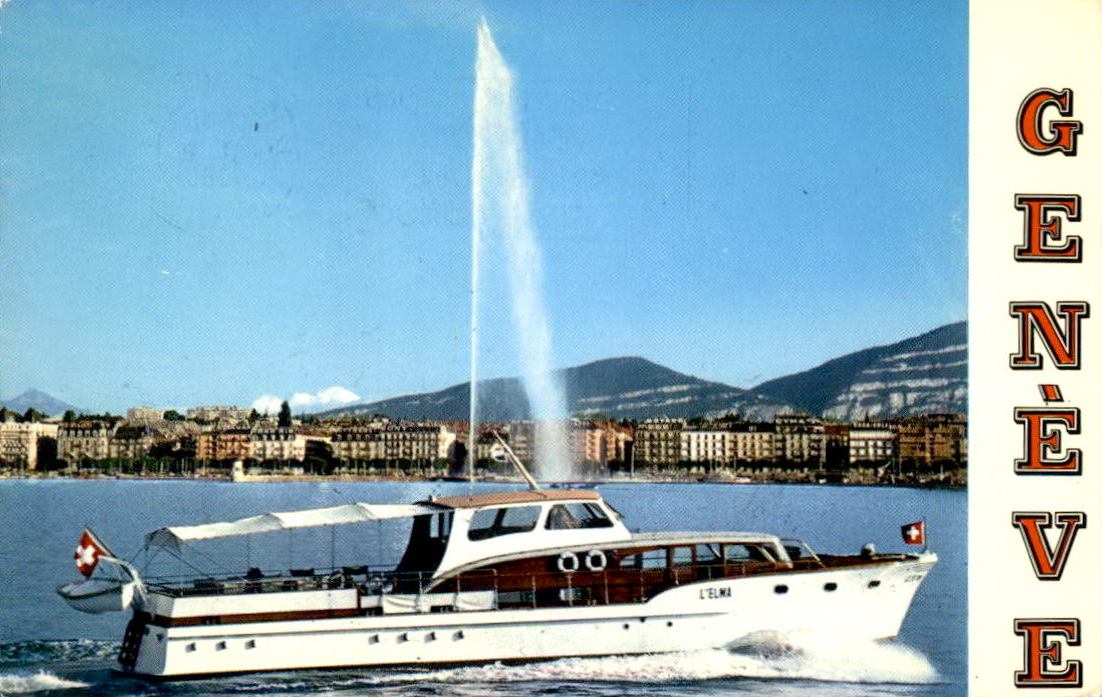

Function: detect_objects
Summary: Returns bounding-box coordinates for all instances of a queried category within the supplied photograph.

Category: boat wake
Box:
[228,633,938,694]
[0,671,89,694]
[722,631,941,684]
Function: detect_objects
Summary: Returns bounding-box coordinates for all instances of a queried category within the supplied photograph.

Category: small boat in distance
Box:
[58,453,937,679]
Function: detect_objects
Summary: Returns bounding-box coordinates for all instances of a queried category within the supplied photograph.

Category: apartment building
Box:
[0,422,59,470]
[635,418,685,466]
[250,427,307,462]
[849,427,896,464]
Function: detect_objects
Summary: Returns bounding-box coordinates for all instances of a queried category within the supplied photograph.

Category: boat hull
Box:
[124,554,935,678]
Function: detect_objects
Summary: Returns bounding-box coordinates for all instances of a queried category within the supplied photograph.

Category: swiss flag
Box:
[73,529,111,577]
[901,520,925,546]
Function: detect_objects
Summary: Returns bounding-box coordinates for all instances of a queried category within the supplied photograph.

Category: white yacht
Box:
[59,485,936,678]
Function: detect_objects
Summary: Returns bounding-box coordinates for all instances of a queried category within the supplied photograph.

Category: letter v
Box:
[1011,512,1087,580]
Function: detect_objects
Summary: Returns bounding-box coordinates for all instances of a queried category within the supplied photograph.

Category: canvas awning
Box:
[144,502,442,550]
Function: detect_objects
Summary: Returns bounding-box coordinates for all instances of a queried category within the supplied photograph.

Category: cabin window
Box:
[468,505,541,541]
[724,543,768,562]
[696,544,721,564]
[544,503,614,530]
[619,553,639,569]
[671,546,693,566]
[641,549,667,570]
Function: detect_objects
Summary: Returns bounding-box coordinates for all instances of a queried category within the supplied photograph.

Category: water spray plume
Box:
[469,19,574,481]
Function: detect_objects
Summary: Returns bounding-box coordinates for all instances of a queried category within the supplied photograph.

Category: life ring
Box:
[584,549,607,572]
[556,552,579,573]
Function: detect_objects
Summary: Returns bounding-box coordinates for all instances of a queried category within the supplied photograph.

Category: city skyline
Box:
[1,2,966,414]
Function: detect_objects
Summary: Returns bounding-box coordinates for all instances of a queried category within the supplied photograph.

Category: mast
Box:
[491,430,541,490]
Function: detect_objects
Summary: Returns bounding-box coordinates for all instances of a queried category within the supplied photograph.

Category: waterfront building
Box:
[635,418,685,467]
[0,422,59,470]
[681,427,734,465]
[896,413,967,466]
[575,421,607,465]
[729,422,777,463]
[108,425,157,460]
[249,427,307,462]
[58,422,115,465]
[379,423,456,463]
[848,427,896,464]
[329,427,384,463]
[330,423,456,465]
[773,413,825,465]
[196,428,252,462]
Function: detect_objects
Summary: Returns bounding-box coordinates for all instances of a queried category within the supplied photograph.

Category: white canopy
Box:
[144,503,441,550]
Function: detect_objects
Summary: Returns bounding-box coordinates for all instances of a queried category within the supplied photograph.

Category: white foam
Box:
[0,671,88,694]
[252,633,938,689]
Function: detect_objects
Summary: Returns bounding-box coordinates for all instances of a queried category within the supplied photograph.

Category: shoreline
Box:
[0,471,967,490]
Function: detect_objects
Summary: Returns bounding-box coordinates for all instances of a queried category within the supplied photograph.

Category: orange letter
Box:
[1017,88,1082,155]
[1014,195,1081,262]
[1011,512,1086,579]
[1009,302,1089,369]
[1013,408,1080,474]
[1014,619,1082,687]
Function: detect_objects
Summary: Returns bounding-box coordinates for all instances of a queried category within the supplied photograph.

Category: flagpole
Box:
[922,516,928,553]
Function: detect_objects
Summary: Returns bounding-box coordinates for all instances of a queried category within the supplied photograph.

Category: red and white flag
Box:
[73,529,111,577]
[901,520,926,546]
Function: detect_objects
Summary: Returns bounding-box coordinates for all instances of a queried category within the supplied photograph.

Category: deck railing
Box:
[144,557,801,609]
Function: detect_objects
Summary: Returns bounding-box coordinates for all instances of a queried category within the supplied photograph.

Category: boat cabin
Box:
[401,489,632,579]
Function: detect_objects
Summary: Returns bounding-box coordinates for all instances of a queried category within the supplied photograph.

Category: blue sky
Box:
[0,1,966,413]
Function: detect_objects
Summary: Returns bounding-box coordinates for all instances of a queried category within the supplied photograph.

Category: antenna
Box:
[491,430,541,491]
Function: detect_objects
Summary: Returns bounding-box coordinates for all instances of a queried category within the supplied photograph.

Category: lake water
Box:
[0,480,965,696]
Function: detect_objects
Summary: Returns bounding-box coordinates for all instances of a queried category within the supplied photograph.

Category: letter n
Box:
[1014,619,1082,687]
[1011,512,1086,580]
[1009,302,1089,369]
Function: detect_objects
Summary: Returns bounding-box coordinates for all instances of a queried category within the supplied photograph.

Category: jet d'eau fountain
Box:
[468,20,574,481]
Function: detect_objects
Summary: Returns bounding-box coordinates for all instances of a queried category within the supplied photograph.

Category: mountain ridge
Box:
[0,389,85,417]
[320,321,967,421]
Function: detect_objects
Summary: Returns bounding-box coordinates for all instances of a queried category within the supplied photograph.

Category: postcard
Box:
[0,1,1096,695]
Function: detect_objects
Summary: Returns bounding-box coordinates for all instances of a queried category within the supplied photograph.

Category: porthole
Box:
[868,580,881,589]
[623,623,630,630]
[824,582,837,592]
[245,639,256,649]
[774,584,789,594]
[215,641,226,651]
[185,642,196,652]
